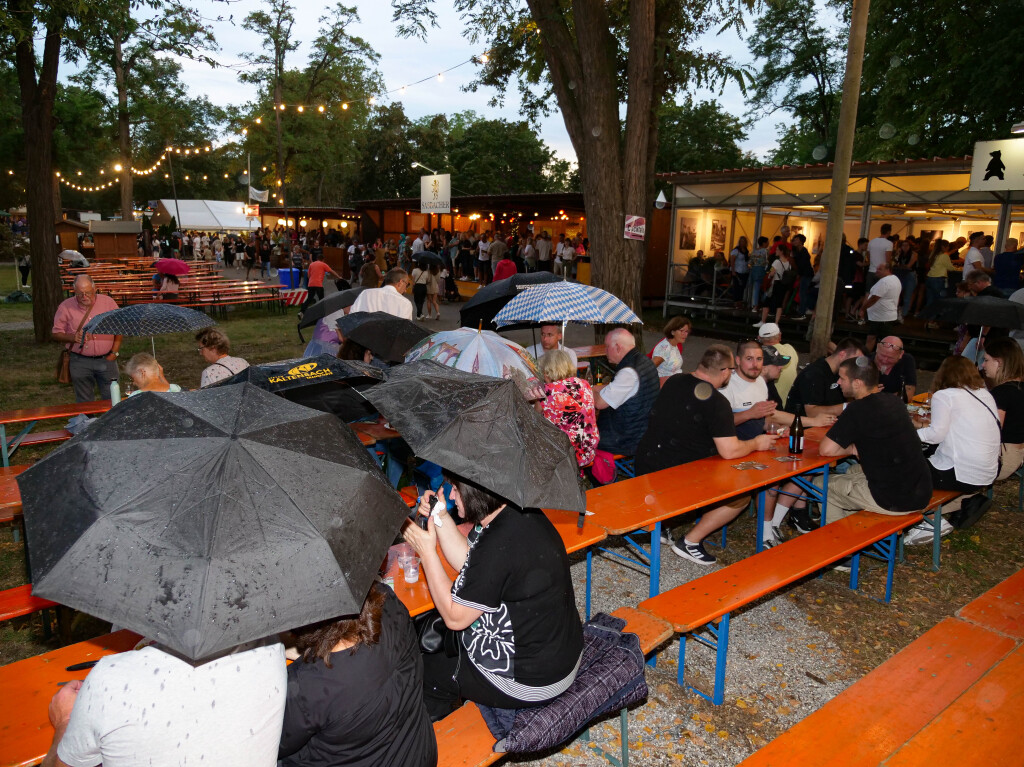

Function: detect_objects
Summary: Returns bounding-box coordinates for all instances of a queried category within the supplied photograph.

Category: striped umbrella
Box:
[492,281,640,327]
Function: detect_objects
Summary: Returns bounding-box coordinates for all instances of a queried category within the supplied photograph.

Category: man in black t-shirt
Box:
[786,337,867,417]
[818,357,933,521]
[636,344,777,565]
[871,336,917,399]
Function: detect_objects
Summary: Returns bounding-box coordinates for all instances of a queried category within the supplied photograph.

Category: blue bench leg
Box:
[930,508,942,572]
[883,533,896,603]
[649,522,661,599]
[755,490,766,554]
[586,549,592,620]
[621,707,629,767]
[678,613,731,705]
[712,613,730,705]
[848,553,861,591]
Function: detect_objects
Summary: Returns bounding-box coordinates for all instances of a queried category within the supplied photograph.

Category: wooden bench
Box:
[0,584,60,640]
[737,617,1017,767]
[638,510,923,704]
[433,607,672,767]
[956,566,1024,640]
[897,489,967,571]
[1,401,111,467]
[0,465,28,525]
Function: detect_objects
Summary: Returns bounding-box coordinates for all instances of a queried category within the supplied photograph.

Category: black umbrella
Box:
[459,271,562,331]
[297,286,367,332]
[18,383,411,661]
[412,252,446,268]
[218,354,384,420]
[918,296,1024,329]
[85,304,216,356]
[364,360,586,514]
[336,312,431,363]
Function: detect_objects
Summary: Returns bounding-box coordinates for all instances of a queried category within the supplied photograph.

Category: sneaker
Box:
[671,539,717,566]
[857,319,866,325]
[804,309,814,315]
[417,314,426,321]
[902,523,935,546]
[762,526,785,548]
[753,321,765,328]
[788,509,814,535]
[659,528,675,546]
[832,556,853,572]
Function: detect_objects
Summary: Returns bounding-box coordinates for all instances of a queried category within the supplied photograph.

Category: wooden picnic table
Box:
[0,466,28,522]
[0,629,142,767]
[350,422,402,444]
[1,401,112,467]
[570,344,606,360]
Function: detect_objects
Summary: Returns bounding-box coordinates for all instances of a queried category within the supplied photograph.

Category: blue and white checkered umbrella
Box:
[492,282,640,327]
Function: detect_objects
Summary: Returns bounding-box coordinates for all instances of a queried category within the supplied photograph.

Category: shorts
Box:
[868,319,895,338]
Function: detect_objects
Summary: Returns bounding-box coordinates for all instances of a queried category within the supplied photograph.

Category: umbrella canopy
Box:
[365,361,586,513]
[404,327,543,398]
[918,296,1024,329]
[84,304,216,337]
[336,312,430,363]
[154,258,190,276]
[459,272,562,331]
[18,384,411,661]
[493,281,641,327]
[219,354,384,393]
[297,287,367,330]
[411,252,446,268]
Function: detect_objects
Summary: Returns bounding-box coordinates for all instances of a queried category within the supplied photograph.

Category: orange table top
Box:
[0,401,112,427]
[957,567,1024,640]
[587,439,833,536]
[350,422,402,443]
[0,466,28,511]
[570,344,607,359]
[0,630,142,767]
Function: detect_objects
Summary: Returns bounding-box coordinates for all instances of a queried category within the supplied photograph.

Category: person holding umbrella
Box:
[402,472,583,721]
[52,275,121,402]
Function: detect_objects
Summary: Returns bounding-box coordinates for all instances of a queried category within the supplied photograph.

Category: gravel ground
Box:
[508,515,882,767]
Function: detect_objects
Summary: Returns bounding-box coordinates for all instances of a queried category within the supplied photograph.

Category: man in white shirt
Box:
[410,233,425,255]
[961,231,987,281]
[476,234,491,283]
[860,261,901,351]
[593,328,659,456]
[866,223,894,290]
[526,324,578,369]
[349,268,413,319]
[535,232,553,271]
[721,340,776,441]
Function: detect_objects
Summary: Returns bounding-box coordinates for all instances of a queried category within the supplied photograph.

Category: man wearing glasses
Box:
[872,336,916,400]
[349,268,414,320]
[52,275,121,402]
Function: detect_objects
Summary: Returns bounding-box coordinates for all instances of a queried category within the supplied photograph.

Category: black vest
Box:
[597,347,659,455]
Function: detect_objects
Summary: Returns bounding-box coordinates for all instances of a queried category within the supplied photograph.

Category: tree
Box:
[351,103,417,201]
[655,100,757,174]
[746,0,844,164]
[75,0,216,221]
[392,0,751,317]
[854,0,1024,158]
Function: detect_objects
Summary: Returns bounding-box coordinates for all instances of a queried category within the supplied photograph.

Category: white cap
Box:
[758,322,781,339]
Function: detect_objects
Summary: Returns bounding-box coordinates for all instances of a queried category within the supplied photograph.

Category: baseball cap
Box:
[758,322,781,339]
[762,346,791,367]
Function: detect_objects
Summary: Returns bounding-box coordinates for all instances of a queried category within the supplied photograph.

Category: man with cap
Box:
[757,322,799,404]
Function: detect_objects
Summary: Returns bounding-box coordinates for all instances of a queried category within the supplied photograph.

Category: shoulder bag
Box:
[56,303,96,384]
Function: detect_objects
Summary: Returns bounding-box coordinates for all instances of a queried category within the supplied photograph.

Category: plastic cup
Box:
[399,554,420,583]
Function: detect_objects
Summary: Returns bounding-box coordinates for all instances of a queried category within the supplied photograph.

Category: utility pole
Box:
[810,0,871,359]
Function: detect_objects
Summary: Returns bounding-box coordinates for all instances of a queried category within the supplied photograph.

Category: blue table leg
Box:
[755,490,766,553]
[931,507,942,572]
[849,552,861,591]
[586,549,593,620]
[0,424,7,468]
[883,533,896,603]
[712,613,730,705]
[820,462,830,524]
[649,522,662,599]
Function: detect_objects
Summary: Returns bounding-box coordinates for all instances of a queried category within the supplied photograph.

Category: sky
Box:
[104,0,803,164]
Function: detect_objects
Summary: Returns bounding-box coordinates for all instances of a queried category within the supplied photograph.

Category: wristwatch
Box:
[110,351,119,358]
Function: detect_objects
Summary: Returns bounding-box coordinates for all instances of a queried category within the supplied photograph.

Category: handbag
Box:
[414,609,459,657]
[56,303,96,384]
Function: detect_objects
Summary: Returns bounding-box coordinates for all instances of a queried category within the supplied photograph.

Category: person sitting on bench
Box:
[124,353,181,396]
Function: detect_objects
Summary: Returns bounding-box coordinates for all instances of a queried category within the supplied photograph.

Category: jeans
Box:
[69,354,119,402]
[413,283,427,316]
[899,271,917,314]
[925,276,946,306]
[749,266,766,308]
[798,275,814,313]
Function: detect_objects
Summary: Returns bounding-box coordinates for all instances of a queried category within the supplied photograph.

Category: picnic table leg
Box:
[649,522,661,599]
[0,423,7,467]
[931,506,942,572]
[712,613,730,705]
[820,462,830,524]
[755,490,766,553]
[882,533,897,603]
[585,549,592,620]
[848,552,861,592]
[620,707,629,767]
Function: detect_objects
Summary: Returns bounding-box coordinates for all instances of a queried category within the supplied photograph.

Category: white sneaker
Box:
[762,526,784,548]
[753,321,765,328]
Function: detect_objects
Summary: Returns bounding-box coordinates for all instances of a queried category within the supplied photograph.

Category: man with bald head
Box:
[52,275,122,401]
[871,335,916,399]
[592,327,659,458]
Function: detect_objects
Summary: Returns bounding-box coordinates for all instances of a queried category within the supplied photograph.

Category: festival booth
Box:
[657,154,1024,313]
[149,199,260,234]
[88,220,142,260]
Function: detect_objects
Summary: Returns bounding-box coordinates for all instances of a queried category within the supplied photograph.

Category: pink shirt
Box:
[52,293,119,357]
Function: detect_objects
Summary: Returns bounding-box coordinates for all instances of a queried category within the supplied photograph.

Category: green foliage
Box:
[655,100,758,173]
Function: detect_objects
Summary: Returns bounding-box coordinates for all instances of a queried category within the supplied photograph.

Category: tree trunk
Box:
[14,10,63,343]
[114,36,133,222]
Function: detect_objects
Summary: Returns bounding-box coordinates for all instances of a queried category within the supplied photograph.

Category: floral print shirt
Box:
[542,377,599,468]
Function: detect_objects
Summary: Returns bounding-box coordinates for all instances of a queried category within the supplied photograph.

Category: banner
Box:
[249,186,269,202]
[969,138,1024,191]
[420,173,451,213]
[623,215,646,241]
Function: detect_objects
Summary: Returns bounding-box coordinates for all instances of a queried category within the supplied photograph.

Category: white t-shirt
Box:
[866,274,902,322]
[962,246,983,280]
[477,240,490,262]
[867,236,893,274]
[599,367,640,409]
[58,642,286,767]
[410,238,424,254]
[527,343,577,369]
[721,372,769,413]
[200,355,250,388]
[536,238,552,262]
[917,387,1000,486]
[651,338,683,377]
[349,284,414,319]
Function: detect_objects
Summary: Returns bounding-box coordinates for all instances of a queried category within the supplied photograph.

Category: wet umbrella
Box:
[459,271,562,331]
[85,303,216,356]
[336,312,430,363]
[154,258,190,276]
[493,281,641,328]
[365,361,586,514]
[18,383,411,661]
[919,296,1024,329]
[297,286,367,341]
[411,251,446,268]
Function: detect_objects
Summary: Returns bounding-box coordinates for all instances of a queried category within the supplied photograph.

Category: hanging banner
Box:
[420,174,451,214]
[969,138,1024,191]
[249,185,269,202]
[623,215,646,241]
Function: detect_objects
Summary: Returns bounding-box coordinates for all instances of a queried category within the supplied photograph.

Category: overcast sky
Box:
[105,0,819,164]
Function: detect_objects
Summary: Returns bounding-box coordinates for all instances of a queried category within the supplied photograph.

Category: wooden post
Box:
[811,0,871,359]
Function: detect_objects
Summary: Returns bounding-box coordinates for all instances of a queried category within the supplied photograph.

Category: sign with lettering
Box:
[420,174,451,213]
[623,215,646,241]
[969,138,1024,191]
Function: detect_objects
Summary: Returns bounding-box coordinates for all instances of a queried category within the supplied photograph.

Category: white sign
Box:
[420,173,451,213]
[623,215,646,241]
[969,138,1024,191]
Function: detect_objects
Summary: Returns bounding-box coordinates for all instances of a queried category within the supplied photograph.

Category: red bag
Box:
[590,450,617,485]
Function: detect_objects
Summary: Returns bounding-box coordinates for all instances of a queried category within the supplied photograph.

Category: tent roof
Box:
[152,199,258,231]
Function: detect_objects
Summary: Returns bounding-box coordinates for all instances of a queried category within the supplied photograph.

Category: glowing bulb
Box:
[206,146,211,152]
[367,97,375,105]
[99,169,104,174]
[262,166,267,172]
[278,103,285,110]
[342,103,349,110]
[184,175,189,180]
[297,105,304,112]
[113,163,122,172]
[317,105,324,113]
[202,175,208,180]
[255,117,262,124]
[241,128,248,136]
[185,149,191,154]
[164,173,169,178]
[224,173,229,178]
[77,170,82,175]
[480,53,489,63]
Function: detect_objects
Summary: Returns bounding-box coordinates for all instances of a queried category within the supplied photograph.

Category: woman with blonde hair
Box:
[981,337,1024,480]
[538,349,598,469]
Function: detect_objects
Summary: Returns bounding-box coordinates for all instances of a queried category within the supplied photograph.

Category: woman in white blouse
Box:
[916,356,1001,525]
[650,315,691,384]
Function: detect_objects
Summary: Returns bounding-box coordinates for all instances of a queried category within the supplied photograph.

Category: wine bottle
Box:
[789,408,805,454]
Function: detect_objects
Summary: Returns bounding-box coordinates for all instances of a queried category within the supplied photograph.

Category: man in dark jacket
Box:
[593,328,659,457]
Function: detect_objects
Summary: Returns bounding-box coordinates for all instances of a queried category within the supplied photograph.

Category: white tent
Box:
[150,199,259,231]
